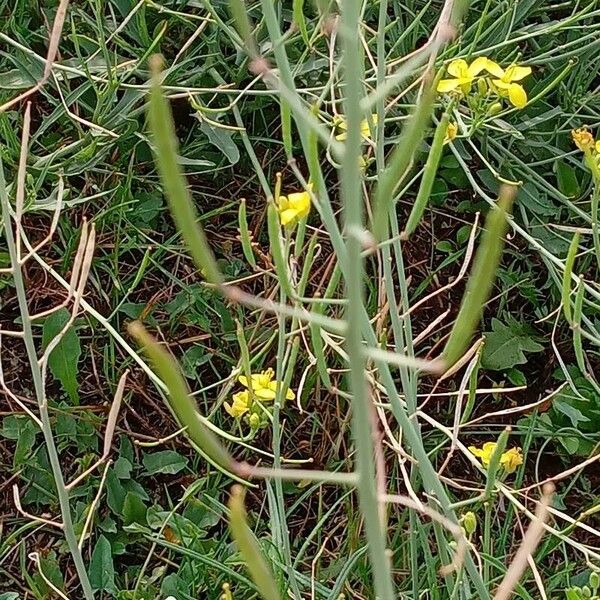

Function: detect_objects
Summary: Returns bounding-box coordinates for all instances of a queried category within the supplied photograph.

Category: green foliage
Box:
[142,450,188,475]
[482,316,544,371]
[1,0,600,598]
[41,308,81,404]
[89,535,117,595]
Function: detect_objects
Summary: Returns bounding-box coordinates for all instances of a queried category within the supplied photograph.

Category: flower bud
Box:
[489,102,503,116]
[462,511,477,535]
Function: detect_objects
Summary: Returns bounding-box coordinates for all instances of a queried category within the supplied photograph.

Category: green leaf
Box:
[0,593,20,600]
[122,492,148,526]
[106,468,127,515]
[199,119,240,165]
[113,456,133,479]
[89,535,116,594]
[554,400,591,428]
[41,308,81,404]
[555,159,580,198]
[482,318,543,371]
[142,450,188,475]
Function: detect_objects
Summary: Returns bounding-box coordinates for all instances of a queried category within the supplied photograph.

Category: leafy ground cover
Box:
[1,0,600,598]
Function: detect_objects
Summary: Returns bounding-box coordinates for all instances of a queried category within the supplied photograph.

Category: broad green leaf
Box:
[142,450,188,475]
[122,492,148,526]
[482,318,543,371]
[89,535,116,594]
[41,308,81,404]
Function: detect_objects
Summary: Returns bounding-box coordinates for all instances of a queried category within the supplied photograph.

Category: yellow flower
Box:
[277,189,311,227]
[469,442,524,474]
[500,447,523,474]
[334,114,378,142]
[572,127,595,152]
[444,122,458,144]
[486,60,532,108]
[238,367,295,401]
[437,57,490,94]
[224,390,251,417]
[469,441,497,467]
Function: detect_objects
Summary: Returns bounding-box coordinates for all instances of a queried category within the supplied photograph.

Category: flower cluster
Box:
[225,368,295,428]
[469,442,523,474]
[438,57,532,109]
[572,127,600,154]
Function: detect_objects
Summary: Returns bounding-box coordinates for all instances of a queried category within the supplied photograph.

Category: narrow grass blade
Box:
[372,78,437,240]
[484,427,509,498]
[128,321,233,469]
[267,200,294,297]
[401,111,449,239]
[281,100,292,157]
[147,55,223,285]
[293,0,310,47]
[238,198,257,268]
[561,230,580,323]
[442,185,516,368]
[228,0,258,57]
[228,485,280,600]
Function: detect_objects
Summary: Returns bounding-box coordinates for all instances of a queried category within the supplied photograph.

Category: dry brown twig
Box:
[493,484,554,600]
[0,0,71,113]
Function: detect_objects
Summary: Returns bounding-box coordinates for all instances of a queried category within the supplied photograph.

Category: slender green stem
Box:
[339,0,396,596]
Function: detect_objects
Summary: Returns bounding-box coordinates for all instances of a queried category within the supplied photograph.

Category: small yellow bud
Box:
[477,78,488,95]
[248,413,260,429]
[444,122,458,144]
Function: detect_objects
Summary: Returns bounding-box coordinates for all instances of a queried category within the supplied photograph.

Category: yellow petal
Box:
[225,391,251,417]
[508,83,527,108]
[285,388,295,400]
[238,375,250,388]
[254,387,277,400]
[492,79,511,90]
[447,59,469,78]
[468,56,489,76]
[443,122,458,144]
[484,59,505,78]
[468,445,484,458]
[279,208,299,226]
[596,140,600,153]
[286,191,311,220]
[504,65,531,82]
[277,195,290,211]
[437,78,461,93]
